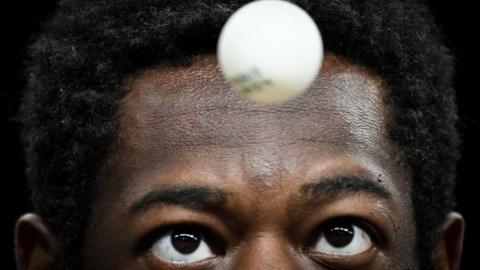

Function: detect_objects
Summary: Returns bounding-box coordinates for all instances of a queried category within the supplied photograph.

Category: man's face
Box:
[83,53,417,269]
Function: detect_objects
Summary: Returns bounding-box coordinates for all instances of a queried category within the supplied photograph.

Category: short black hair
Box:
[19,0,460,269]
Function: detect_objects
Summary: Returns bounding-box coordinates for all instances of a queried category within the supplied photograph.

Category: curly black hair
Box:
[19,0,460,269]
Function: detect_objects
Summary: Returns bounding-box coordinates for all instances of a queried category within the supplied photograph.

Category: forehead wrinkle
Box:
[138,100,384,154]
[136,105,351,148]
[118,53,393,161]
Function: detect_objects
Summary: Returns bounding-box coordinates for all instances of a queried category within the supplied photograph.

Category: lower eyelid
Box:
[308,245,379,268]
[145,251,218,269]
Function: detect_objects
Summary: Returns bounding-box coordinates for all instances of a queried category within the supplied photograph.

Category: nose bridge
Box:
[231,232,304,270]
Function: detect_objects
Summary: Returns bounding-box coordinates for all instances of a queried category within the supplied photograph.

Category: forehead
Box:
[112,54,400,181]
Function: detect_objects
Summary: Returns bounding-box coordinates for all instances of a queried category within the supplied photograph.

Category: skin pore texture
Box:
[83,53,416,269]
[15,53,464,270]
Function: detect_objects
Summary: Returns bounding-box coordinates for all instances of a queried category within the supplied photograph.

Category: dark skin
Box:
[16,53,464,270]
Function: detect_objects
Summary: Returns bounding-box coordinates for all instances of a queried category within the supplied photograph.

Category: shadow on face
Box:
[82,53,418,269]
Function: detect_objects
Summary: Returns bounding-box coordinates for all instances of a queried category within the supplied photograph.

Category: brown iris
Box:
[171,230,202,254]
[324,222,354,247]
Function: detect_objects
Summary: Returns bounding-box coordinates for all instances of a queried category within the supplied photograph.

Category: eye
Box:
[312,219,373,256]
[151,227,216,264]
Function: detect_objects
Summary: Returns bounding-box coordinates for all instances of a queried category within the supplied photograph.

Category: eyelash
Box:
[306,216,385,248]
[134,223,226,256]
[135,217,386,260]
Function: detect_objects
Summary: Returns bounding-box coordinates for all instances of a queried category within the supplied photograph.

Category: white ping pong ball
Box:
[217,0,323,103]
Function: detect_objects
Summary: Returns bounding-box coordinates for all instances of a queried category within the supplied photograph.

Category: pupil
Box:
[324,223,354,248]
[171,230,201,254]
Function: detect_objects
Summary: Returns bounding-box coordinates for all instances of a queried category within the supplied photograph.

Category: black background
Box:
[1,1,477,269]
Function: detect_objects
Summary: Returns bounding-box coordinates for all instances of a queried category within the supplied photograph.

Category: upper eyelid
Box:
[133,210,391,263]
[131,206,237,254]
[133,223,196,255]
[136,217,385,255]
[134,223,226,256]
[289,193,396,248]
[306,216,387,250]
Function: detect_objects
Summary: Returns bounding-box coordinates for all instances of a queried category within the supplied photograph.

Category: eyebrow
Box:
[130,186,228,214]
[299,176,391,201]
[130,176,391,214]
